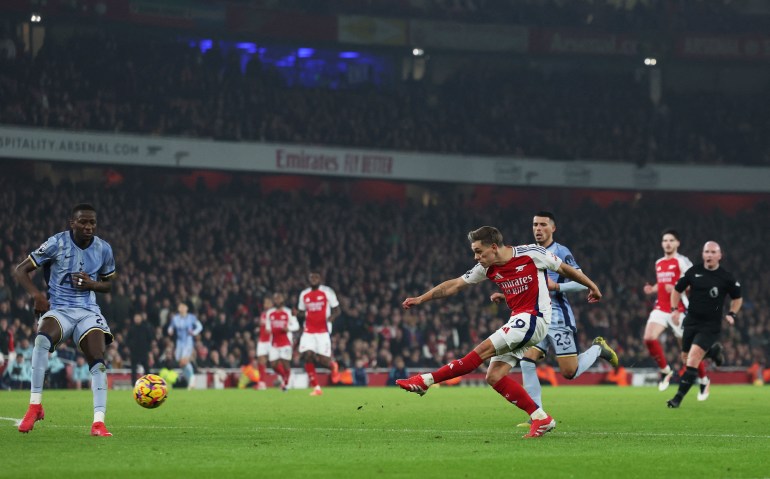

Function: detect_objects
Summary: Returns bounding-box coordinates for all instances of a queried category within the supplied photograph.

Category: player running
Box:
[642,229,699,391]
[297,271,340,396]
[396,226,602,438]
[266,292,299,391]
[502,212,617,428]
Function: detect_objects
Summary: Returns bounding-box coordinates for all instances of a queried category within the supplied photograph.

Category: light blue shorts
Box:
[175,343,195,362]
[41,307,113,351]
[532,323,578,357]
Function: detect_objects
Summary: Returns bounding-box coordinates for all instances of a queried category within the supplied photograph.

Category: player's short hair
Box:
[534,211,556,223]
[71,203,96,217]
[662,228,680,241]
[467,226,503,247]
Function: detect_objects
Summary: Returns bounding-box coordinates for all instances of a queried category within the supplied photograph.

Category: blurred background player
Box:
[167,302,203,389]
[667,241,742,407]
[397,226,603,438]
[507,212,618,427]
[642,229,696,391]
[14,203,117,436]
[266,292,299,391]
[255,296,273,390]
[297,271,340,396]
[125,313,155,384]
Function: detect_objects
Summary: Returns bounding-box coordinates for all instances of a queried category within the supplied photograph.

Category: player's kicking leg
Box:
[20,318,60,433]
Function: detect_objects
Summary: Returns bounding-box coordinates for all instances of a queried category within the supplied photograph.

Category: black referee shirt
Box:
[674,263,741,323]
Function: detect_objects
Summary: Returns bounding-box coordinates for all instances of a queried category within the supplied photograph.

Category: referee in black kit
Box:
[666,241,742,408]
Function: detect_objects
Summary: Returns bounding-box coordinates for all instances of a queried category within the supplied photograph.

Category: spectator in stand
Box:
[4,353,31,390]
[72,356,91,390]
[387,356,408,386]
[0,164,767,379]
[47,350,68,389]
[0,317,13,358]
[126,313,155,384]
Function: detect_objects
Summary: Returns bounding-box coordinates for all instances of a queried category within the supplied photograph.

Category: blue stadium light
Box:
[339,51,359,59]
[236,42,257,54]
[297,48,315,58]
[199,39,213,53]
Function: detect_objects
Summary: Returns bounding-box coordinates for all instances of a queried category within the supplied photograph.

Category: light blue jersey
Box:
[30,231,116,312]
[545,241,580,333]
[168,313,203,361]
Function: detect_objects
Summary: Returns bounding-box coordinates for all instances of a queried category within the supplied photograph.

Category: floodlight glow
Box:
[297,48,315,58]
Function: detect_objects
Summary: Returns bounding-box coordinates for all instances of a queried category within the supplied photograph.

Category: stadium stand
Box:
[1,33,768,165]
[0,162,767,387]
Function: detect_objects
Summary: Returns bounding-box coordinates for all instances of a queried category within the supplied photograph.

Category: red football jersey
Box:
[297,285,339,334]
[654,254,692,312]
[266,307,298,348]
[463,245,562,317]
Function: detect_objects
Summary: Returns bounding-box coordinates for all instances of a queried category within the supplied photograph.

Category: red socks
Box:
[274,363,290,385]
[258,363,267,382]
[698,361,706,378]
[305,362,318,387]
[432,351,483,383]
[492,376,538,415]
[644,339,667,369]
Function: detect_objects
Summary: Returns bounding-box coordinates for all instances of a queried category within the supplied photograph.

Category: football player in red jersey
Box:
[396,226,602,438]
[297,271,340,396]
[642,229,704,392]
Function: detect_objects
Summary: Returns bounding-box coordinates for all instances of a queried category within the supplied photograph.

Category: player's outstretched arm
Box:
[402,277,469,310]
[556,263,601,303]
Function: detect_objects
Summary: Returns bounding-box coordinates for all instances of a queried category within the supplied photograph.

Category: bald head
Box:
[702,241,722,270]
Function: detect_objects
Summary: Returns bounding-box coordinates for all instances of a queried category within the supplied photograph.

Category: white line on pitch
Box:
[4,421,769,440]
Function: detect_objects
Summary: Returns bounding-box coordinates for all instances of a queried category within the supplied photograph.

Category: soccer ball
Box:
[133,374,168,409]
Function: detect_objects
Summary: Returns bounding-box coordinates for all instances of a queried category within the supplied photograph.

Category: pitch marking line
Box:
[4,420,769,439]
[0,417,21,426]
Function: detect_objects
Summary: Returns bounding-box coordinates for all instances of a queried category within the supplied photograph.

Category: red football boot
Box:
[90,421,113,437]
[523,416,556,438]
[395,375,429,396]
[18,404,45,433]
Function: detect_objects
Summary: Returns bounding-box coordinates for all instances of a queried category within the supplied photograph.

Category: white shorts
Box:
[256,341,271,357]
[298,332,332,357]
[269,345,293,362]
[489,312,550,367]
[41,307,113,351]
[647,309,684,339]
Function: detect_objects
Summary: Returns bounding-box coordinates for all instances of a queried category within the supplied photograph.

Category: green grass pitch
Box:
[1,385,768,478]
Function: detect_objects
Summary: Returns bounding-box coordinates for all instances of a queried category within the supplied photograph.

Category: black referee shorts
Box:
[682,317,721,353]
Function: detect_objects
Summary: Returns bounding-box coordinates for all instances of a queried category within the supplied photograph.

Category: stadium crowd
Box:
[0,164,767,390]
[1,34,769,166]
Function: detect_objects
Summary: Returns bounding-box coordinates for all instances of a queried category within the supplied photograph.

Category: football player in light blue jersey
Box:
[13,204,116,437]
[487,212,619,427]
[167,302,203,388]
